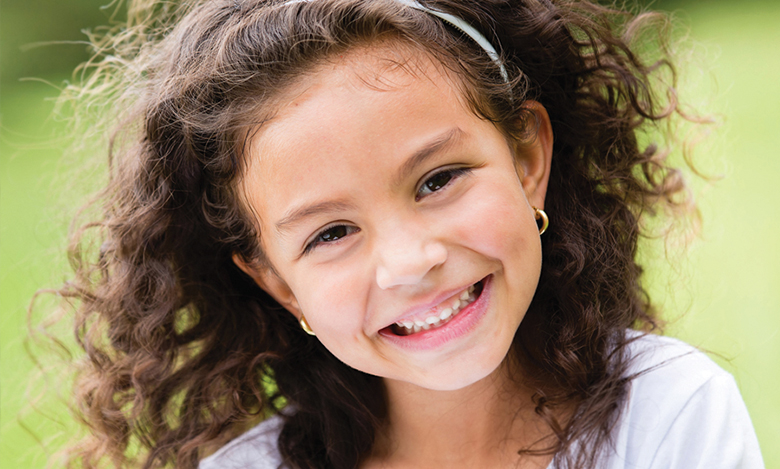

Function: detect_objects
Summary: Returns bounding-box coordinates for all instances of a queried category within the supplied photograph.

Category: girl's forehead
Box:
[244,41,469,166]
[261,68,449,159]
[265,41,466,123]
[238,43,486,229]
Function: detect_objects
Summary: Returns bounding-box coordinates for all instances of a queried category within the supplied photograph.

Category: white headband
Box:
[281,0,509,82]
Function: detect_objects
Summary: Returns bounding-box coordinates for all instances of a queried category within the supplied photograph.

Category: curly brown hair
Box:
[48,0,701,467]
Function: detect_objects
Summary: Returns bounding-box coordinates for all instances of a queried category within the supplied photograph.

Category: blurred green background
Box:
[1,0,778,467]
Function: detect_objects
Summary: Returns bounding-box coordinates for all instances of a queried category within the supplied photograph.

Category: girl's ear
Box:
[231,254,302,318]
[514,101,553,209]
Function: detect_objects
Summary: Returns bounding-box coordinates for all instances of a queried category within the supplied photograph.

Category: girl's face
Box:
[237,45,552,391]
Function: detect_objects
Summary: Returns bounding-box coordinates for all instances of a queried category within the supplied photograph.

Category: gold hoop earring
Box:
[533,206,549,235]
[299,315,316,336]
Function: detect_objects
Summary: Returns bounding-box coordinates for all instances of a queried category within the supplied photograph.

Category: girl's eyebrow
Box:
[275,128,463,234]
[393,127,464,187]
[275,200,355,234]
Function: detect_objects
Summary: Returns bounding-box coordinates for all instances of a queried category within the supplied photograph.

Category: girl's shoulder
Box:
[199,333,764,469]
[601,332,765,468]
[625,330,726,381]
[199,413,285,469]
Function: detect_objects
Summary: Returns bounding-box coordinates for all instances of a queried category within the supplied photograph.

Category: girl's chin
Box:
[384,350,511,392]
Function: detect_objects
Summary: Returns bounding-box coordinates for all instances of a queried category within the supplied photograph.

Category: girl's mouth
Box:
[385,279,486,337]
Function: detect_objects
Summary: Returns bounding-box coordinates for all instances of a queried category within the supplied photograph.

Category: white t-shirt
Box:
[199,334,764,469]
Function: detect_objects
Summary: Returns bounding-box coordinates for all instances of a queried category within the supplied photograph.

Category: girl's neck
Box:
[365,362,560,469]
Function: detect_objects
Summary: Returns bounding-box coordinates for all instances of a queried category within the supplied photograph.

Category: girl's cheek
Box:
[451,178,534,259]
[293,262,367,332]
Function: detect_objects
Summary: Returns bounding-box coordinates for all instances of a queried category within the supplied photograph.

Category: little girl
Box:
[56,0,763,468]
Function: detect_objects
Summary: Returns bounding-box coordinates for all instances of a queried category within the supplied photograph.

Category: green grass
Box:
[1,1,779,467]
[645,2,780,464]
[0,75,86,466]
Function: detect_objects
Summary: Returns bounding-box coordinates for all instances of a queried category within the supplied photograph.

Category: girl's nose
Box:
[375,236,448,290]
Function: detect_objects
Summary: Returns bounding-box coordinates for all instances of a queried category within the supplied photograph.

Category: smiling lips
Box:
[390,282,481,336]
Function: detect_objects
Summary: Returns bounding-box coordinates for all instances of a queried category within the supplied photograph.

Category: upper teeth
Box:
[395,284,477,334]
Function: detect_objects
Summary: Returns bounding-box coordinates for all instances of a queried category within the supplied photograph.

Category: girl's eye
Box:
[417,167,471,199]
[304,224,359,254]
